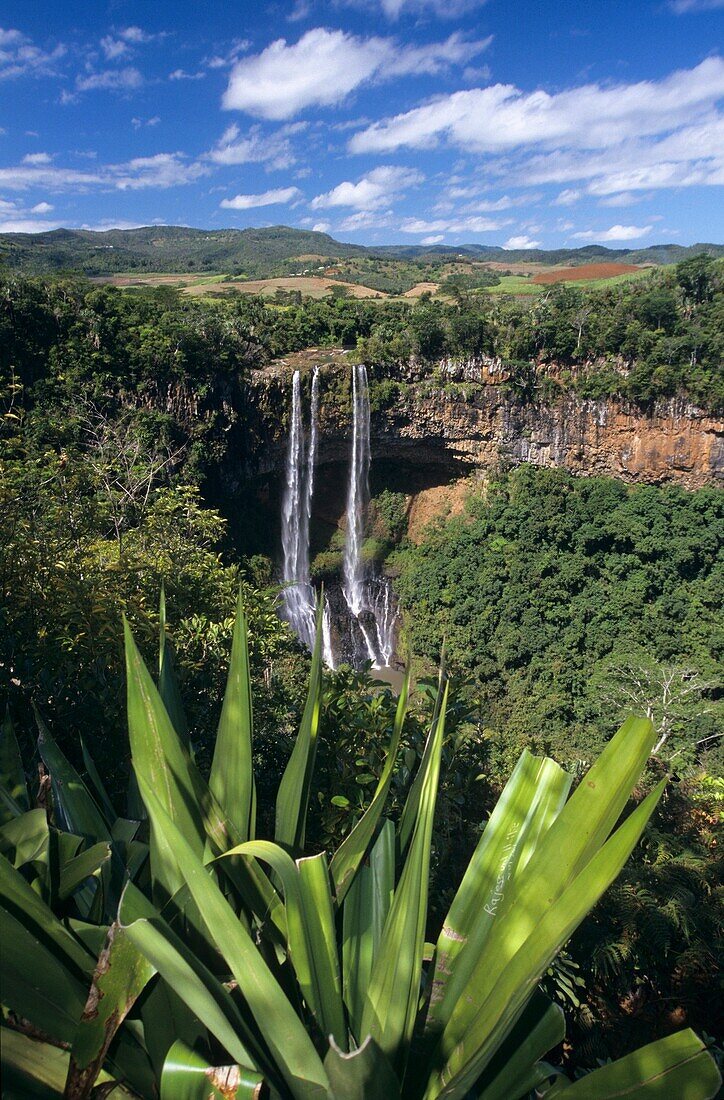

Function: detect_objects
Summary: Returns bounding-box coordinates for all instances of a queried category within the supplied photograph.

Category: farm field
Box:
[532,262,646,283]
[92,260,660,302]
[94,272,385,299]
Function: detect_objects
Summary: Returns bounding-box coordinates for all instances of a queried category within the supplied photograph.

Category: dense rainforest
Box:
[1,257,722,1089]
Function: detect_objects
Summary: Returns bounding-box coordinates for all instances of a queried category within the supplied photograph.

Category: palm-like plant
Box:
[1,597,721,1099]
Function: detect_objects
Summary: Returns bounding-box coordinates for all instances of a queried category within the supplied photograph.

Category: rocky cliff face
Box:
[242,353,723,492]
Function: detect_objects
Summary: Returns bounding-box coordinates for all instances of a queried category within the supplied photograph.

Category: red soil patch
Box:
[532,263,641,284]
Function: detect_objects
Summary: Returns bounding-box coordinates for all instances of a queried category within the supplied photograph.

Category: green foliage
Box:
[391,466,722,772]
[2,599,719,1098]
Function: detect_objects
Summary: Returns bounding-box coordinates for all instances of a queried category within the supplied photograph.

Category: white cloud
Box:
[0,218,62,232]
[525,115,724,194]
[373,0,491,16]
[206,124,297,170]
[111,153,208,190]
[571,224,653,242]
[311,165,423,210]
[400,215,507,233]
[421,234,445,244]
[76,67,143,93]
[312,221,331,232]
[100,36,129,60]
[169,68,205,80]
[220,187,302,209]
[31,201,54,213]
[598,192,642,207]
[504,234,541,248]
[0,152,209,192]
[552,188,581,206]
[0,27,65,80]
[338,209,394,231]
[669,0,724,11]
[351,57,724,153]
[132,116,161,128]
[119,26,154,43]
[222,28,491,119]
[22,152,52,165]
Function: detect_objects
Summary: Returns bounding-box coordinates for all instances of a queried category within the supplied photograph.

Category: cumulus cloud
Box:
[504,234,541,248]
[571,224,653,241]
[351,58,724,154]
[75,67,143,93]
[421,234,445,244]
[399,214,508,233]
[0,152,209,192]
[22,152,52,165]
[312,221,331,232]
[206,124,298,170]
[0,27,65,80]
[222,28,491,119]
[100,36,129,60]
[0,194,60,232]
[524,115,724,194]
[220,187,302,209]
[552,188,581,206]
[311,165,423,210]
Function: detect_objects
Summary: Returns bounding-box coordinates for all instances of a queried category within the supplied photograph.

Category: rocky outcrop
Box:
[242,354,723,491]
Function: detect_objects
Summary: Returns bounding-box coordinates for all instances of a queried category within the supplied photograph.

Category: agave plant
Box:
[1,595,721,1099]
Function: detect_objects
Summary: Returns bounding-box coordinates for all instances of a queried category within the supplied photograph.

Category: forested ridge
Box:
[1,257,722,1086]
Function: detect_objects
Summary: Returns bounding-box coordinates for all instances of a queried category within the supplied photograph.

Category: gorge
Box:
[268,352,722,669]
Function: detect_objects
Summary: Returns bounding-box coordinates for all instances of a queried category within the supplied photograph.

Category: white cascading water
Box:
[280,369,317,652]
[280,363,397,670]
[343,363,370,617]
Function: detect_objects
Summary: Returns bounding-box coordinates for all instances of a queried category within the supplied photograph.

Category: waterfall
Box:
[280,370,316,652]
[279,363,398,672]
[343,363,370,617]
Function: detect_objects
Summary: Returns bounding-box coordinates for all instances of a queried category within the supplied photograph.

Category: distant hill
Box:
[0,224,721,278]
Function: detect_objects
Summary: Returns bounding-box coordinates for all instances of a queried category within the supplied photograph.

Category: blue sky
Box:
[1,0,722,248]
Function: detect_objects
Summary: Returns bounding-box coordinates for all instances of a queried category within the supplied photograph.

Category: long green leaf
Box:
[209,592,256,843]
[475,994,565,1100]
[561,1028,721,1099]
[58,841,111,900]
[360,687,448,1075]
[0,807,50,873]
[158,586,191,749]
[0,854,95,977]
[65,921,156,1100]
[424,714,657,1084]
[297,853,346,1048]
[124,616,205,897]
[0,1027,136,1100]
[0,709,30,823]
[35,709,110,841]
[125,616,286,940]
[398,658,446,855]
[275,600,323,853]
[342,818,395,1042]
[136,776,330,1100]
[161,1040,264,1100]
[324,1035,400,1100]
[330,672,409,905]
[119,881,266,1080]
[427,779,667,1099]
[79,736,117,824]
[426,751,570,1037]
